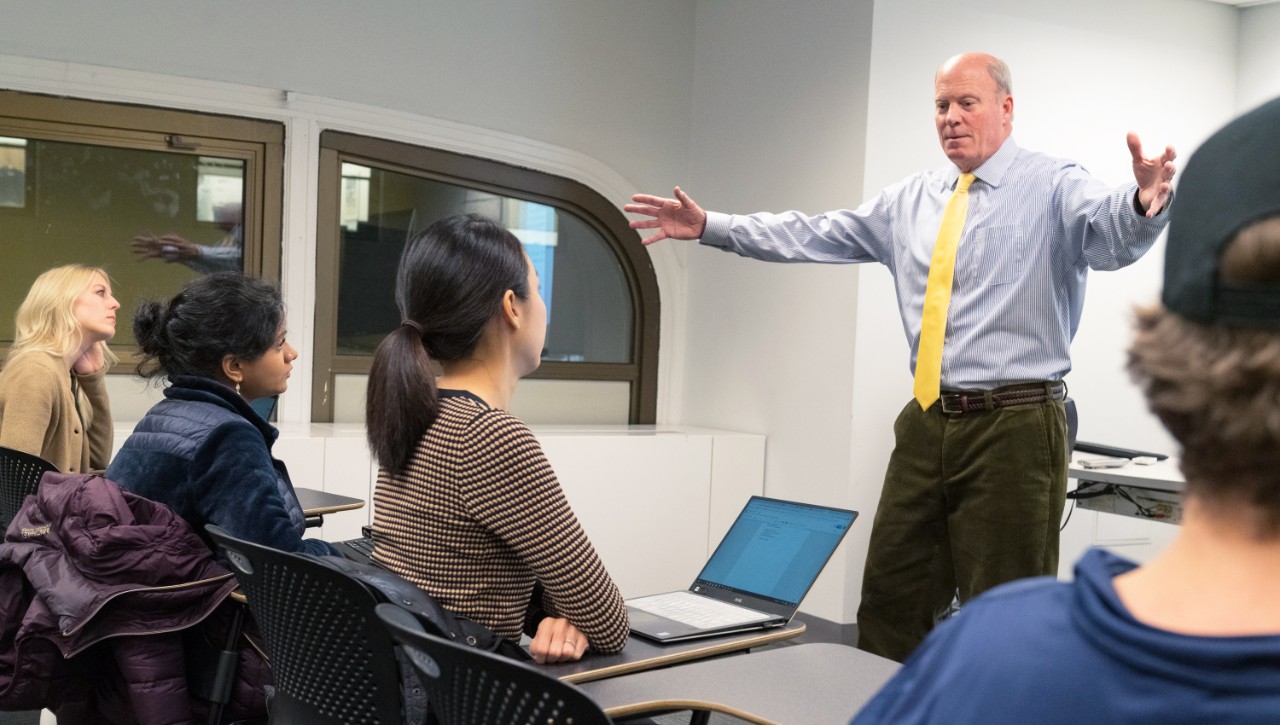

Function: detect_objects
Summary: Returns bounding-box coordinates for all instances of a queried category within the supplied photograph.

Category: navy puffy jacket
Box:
[107,375,340,557]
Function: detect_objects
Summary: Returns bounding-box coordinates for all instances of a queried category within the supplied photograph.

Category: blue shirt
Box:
[700,138,1170,389]
[850,548,1280,724]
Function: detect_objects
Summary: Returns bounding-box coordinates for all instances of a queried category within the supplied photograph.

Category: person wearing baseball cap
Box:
[851,96,1280,724]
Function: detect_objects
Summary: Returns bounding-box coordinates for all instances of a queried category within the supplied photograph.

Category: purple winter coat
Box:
[0,472,269,723]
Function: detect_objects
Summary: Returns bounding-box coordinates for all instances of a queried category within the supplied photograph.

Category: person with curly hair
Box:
[107,272,339,556]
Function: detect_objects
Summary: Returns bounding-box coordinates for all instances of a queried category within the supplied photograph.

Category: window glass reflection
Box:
[335,164,632,363]
[0,136,245,347]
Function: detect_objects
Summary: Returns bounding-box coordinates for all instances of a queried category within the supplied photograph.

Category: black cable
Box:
[1065,482,1165,523]
[1065,482,1111,499]
[1113,485,1160,518]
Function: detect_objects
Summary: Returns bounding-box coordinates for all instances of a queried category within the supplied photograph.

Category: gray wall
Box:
[0,0,696,206]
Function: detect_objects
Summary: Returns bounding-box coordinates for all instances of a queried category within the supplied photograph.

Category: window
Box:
[0,92,284,361]
[314,132,659,424]
[0,137,28,210]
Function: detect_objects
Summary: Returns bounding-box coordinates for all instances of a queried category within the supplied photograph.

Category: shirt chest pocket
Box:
[960,225,1025,287]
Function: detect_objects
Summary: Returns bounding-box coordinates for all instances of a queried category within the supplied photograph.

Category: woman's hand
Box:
[529,617,589,664]
[72,342,106,376]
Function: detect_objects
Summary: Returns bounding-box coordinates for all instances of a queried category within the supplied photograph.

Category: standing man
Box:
[850,95,1280,725]
[626,52,1176,661]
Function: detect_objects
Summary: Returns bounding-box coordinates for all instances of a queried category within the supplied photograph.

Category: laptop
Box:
[627,496,857,643]
[337,525,376,563]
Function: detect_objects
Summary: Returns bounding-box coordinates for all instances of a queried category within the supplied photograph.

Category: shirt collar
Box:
[942,136,1019,191]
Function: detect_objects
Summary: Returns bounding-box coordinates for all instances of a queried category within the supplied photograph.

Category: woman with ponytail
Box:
[0,264,118,473]
[366,213,628,664]
[107,272,340,556]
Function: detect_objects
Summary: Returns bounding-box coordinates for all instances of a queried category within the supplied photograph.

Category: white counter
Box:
[113,422,765,599]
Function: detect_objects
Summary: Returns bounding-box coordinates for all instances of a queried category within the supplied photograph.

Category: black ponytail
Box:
[365,214,528,473]
[366,323,439,474]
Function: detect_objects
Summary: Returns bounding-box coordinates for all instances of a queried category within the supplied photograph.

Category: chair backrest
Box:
[375,603,611,725]
[205,525,403,725]
[0,445,58,530]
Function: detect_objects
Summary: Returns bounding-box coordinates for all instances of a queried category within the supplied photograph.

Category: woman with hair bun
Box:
[107,272,339,556]
[0,264,119,473]
[366,213,628,664]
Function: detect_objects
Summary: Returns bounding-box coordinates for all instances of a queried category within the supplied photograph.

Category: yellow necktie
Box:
[913,172,975,410]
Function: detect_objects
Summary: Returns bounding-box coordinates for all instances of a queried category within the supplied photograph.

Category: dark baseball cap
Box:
[1162,96,1280,328]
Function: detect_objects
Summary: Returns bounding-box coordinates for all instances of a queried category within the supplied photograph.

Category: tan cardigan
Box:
[0,351,113,473]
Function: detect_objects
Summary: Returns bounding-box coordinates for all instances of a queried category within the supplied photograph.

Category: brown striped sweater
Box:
[371,390,629,653]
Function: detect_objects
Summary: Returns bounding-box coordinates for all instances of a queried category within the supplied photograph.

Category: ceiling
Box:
[1203,0,1279,6]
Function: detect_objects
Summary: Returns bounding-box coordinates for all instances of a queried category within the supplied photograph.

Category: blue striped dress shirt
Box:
[700,138,1170,390]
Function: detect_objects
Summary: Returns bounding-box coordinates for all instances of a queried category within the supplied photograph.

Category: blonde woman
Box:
[0,265,119,473]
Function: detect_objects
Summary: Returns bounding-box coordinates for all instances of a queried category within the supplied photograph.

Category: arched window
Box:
[312,132,658,425]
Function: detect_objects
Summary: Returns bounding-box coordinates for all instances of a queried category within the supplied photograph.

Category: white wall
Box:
[1238,2,1280,109]
[682,0,875,622]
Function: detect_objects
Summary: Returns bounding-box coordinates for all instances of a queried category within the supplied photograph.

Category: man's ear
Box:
[221,354,243,386]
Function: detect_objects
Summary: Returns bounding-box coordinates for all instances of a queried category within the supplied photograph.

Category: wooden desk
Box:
[294,487,364,527]
[1070,456,1184,524]
[579,642,899,724]
[539,621,805,684]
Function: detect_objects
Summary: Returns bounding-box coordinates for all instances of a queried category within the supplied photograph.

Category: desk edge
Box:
[601,698,776,725]
[560,623,805,684]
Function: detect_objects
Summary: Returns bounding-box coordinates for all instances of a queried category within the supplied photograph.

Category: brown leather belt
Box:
[937,382,1066,415]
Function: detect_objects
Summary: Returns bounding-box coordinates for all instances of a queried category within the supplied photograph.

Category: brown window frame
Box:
[313,131,659,424]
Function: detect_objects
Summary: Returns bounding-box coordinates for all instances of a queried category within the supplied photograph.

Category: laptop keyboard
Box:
[629,591,765,629]
[342,535,375,557]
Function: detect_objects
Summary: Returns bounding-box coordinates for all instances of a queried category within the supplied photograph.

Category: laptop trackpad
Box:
[626,606,700,641]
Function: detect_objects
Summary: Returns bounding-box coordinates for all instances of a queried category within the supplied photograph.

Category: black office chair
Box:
[0,445,57,531]
[376,603,613,725]
[204,525,403,725]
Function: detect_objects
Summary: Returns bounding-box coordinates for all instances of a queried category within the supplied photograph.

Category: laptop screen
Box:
[694,496,856,606]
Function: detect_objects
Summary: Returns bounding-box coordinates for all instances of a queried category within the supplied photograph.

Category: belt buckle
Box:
[939,393,965,415]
